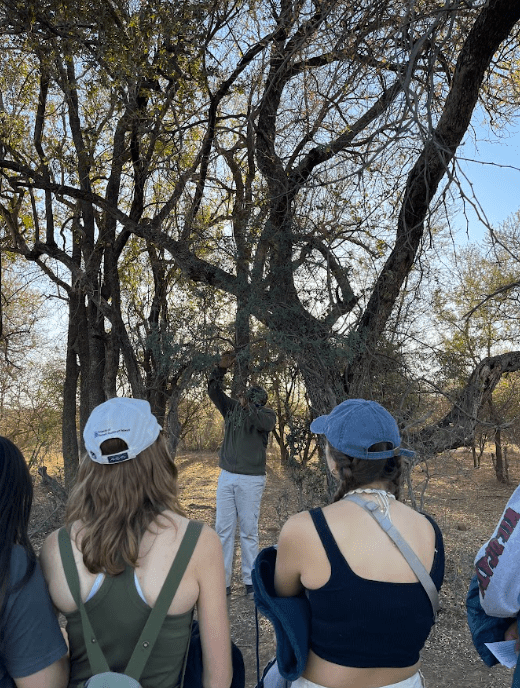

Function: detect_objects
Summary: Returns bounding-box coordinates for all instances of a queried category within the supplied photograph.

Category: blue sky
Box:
[453,118,520,243]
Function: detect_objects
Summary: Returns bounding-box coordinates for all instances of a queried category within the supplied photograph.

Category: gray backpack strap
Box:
[344,494,439,619]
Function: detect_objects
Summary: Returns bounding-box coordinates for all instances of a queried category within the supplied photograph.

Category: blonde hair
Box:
[66,432,185,575]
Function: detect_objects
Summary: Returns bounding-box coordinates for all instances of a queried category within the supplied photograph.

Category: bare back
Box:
[303,497,435,588]
[42,513,199,615]
[275,496,436,688]
[40,512,233,688]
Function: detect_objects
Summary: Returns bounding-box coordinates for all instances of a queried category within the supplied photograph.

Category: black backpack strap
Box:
[58,527,110,674]
[177,613,194,688]
[255,604,260,686]
[343,494,440,619]
[58,521,203,681]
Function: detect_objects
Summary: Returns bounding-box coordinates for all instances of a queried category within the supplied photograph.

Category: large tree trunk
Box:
[86,299,106,409]
[415,352,520,455]
[494,426,506,483]
[345,0,520,392]
[232,292,251,397]
[62,291,81,490]
[166,392,182,457]
[77,296,92,455]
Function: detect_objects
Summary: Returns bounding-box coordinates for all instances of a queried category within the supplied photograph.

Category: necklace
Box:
[343,488,395,520]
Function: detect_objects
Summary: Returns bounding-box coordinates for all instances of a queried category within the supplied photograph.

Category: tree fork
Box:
[345,0,520,394]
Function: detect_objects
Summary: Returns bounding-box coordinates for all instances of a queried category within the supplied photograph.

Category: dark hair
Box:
[0,437,36,611]
[327,440,403,502]
[247,386,268,406]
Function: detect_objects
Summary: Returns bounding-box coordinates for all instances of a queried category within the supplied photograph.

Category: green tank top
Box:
[63,564,193,688]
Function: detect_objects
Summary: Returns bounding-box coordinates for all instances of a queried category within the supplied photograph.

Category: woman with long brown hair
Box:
[40,398,232,688]
[273,399,444,688]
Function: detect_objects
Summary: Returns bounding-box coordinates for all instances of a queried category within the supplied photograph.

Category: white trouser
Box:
[215,469,266,587]
[291,671,424,688]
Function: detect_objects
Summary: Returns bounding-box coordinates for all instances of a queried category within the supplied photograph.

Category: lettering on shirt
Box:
[476,507,520,596]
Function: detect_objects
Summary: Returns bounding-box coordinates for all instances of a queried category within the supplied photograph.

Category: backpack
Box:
[58,521,203,688]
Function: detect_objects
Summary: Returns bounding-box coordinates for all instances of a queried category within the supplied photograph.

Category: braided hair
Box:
[327,440,403,502]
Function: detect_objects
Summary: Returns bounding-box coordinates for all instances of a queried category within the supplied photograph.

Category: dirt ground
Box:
[32,447,520,688]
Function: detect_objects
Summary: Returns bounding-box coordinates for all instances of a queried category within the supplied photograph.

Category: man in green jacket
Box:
[208,351,276,598]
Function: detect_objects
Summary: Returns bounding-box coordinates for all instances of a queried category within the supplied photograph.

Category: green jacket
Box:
[208,366,276,475]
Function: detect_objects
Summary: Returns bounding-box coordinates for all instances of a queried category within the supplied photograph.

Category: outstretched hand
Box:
[218,350,236,369]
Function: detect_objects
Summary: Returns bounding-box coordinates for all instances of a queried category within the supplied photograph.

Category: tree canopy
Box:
[1,0,520,481]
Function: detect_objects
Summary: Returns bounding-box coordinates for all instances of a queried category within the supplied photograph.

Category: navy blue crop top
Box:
[307,507,444,668]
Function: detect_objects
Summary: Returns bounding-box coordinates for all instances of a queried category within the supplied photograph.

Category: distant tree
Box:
[0,258,63,466]
[2,358,64,469]
[0,260,44,389]
[431,240,520,480]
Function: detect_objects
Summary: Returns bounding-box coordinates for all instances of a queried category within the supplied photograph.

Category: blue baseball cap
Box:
[310,399,415,460]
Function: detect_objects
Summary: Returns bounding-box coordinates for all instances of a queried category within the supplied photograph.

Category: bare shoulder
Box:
[393,501,437,546]
[40,521,89,583]
[278,510,316,546]
[395,500,436,527]
[281,509,313,531]
[154,516,222,571]
[41,526,60,552]
[189,523,225,591]
[276,510,325,595]
[39,528,61,575]
[190,523,223,564]
[195,522,221,548]
[161,514,219,545]
[39,528,71,611]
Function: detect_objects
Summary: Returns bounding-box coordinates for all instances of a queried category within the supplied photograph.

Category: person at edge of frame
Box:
[0,436,69,688]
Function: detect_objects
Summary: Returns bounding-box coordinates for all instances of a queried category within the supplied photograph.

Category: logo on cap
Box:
[107,452,130,464]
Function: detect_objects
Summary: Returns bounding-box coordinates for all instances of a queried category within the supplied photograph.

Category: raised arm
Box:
[237,387,276,432]
[243,404,276,433]
[194,526,233,688]
[208,352,236,418]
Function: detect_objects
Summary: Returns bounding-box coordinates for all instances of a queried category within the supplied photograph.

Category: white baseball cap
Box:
[83,398,162,464]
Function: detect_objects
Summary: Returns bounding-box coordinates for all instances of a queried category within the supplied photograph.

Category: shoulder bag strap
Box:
[59,521,203,682]
[124,520,203,681]
[343,494,439,618]
[58,527,111,674]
